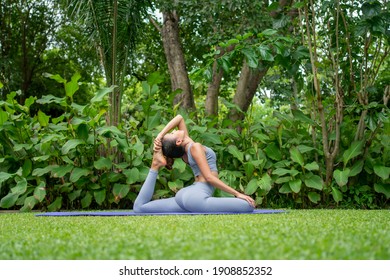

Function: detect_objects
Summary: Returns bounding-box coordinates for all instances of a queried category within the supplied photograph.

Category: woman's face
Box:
[165,130,185,144]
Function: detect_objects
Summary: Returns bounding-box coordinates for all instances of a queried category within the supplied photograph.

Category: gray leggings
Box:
[133,169,254,213]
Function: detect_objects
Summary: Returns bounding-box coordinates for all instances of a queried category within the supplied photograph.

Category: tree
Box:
[149,1,196,112]
[299,0,389,184]
[0,0,62,102]
[65,0,149,126]
[151,0,277,118]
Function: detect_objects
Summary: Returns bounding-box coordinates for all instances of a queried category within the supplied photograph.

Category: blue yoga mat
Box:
[35,209,285,217]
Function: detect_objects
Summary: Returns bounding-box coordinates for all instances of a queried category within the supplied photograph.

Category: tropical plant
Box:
[64,0,150,127]
[0,73,145,211]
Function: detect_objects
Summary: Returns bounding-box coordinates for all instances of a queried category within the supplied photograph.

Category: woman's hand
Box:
[153,137,163,152]
[235,193,256,208]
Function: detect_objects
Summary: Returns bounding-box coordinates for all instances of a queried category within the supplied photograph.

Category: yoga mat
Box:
[36,209,285,217]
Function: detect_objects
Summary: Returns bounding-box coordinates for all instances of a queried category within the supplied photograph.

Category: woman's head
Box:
[162,131,185,158]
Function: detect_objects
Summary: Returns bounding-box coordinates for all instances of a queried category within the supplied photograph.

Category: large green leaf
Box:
[349,160,364,177]
[331,187,343,203]
[333,169,350,187]
[13,144,33,152]
[173,159,187,173]
[342,141,363,166]
[81,192,92,208]
[304,162,319,171]
[32,165,56,177]
[113,184,130,200]
[94,157,113,170]
[227,145,243,162]
[47,197,62,212]
[68,190,82,202]
[11,178,28,195]
[147,71,165,85]
[374,183,390,199]
[94,189,106,205]
[70,168,91,182]
[201,132,222,145]
[97,126,123,138]
[168,179,184,191]
[91,86,115,103]
[22,159,33,177]
[23,196,38,211]
[245,178,258,195]
[146,112,161,130]
[218,55,232,73]
[76,123,89,141]
[273,168,300,177]
[264,142,282,161]
[259,173,272,192]
[257,44,274,61]
[289,179,302,193]
[260,29,278,36]
[292,109,316,126]
[0,172,13,184]
[44,73,66,84]
[290,147,304,167]
[65,72,81,98]
[373,165,390,180]
[308,192,321,203]
[36,95,67,106]
[0,192,19,208]
[38,110,50,127]
[131,136,144,156]
[33,182,46,202]
[33,155,50,162]
[124,167,140,185]
[142,81,158,96]
[113,134,129,151]
[241,47,258,68]
[244,162,255,178]
[24,96,36,109]
[61,139,85,154]
[304,174,323,190]
[52,165,73,178]
[297,145,316,154]
[0,109,8,125]
[279,184,292,194]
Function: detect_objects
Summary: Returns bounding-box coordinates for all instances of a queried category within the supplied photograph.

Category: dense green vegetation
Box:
[0,210,389,259]
[0,74,389,211]
[1,0,389,211]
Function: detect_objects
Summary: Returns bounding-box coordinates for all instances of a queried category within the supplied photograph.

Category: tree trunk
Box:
[161,10,195,112]
[20,6,33,104]
[228,61,268,125]
[205,45,236,118]
[303,1,344,185]
[205,60,223,117]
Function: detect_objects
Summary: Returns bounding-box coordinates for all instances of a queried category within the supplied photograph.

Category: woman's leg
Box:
[133,151,187,213]
[175,183,254,213]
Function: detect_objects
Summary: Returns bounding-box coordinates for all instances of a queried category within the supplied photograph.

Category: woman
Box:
[133,114,256,213]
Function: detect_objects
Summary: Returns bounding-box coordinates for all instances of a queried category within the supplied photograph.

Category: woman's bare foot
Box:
[151,149,167,171]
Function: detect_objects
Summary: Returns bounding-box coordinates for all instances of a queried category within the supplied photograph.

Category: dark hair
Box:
[162,137,185,158]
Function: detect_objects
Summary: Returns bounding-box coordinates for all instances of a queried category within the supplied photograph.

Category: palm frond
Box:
[65,0,150,83]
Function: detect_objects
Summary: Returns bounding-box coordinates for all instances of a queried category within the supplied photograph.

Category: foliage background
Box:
[0,0,389,211]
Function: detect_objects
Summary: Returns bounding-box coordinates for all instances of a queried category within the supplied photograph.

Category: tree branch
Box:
[149,15,162,33]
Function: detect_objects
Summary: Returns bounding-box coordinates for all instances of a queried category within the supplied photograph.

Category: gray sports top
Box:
[187,143,218,177]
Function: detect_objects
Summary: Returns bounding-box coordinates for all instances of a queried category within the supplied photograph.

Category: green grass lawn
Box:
[0,210,389,260]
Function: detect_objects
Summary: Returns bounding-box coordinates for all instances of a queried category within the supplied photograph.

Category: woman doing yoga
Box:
[133,114,256,213]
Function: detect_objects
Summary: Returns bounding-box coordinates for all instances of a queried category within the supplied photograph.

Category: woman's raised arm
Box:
[157,114,188,139]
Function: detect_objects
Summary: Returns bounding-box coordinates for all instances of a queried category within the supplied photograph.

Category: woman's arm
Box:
[157,114,188,139]
[190,143,256,208]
